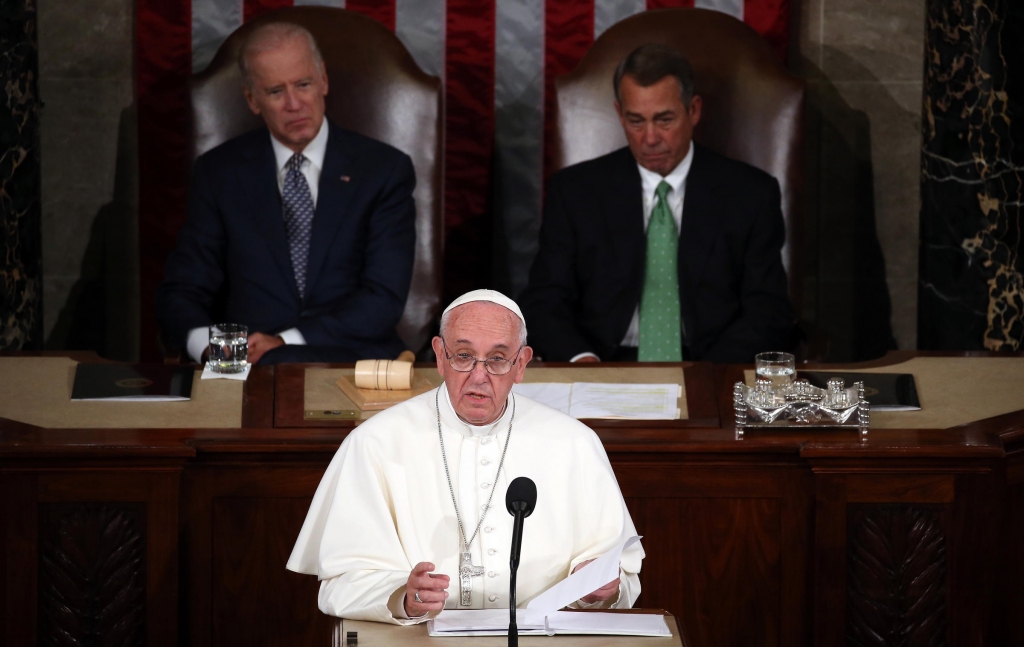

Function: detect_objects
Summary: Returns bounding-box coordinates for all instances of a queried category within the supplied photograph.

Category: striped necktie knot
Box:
[287,153,306,174]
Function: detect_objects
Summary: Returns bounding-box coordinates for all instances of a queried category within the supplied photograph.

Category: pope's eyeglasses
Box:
[441,338,524,375]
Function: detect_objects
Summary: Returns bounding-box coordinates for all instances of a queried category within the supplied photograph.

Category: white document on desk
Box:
[428,610,670,637]
[512,383,572,414]
[569,383,681,419]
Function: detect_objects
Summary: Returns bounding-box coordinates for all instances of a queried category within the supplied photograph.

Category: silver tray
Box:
[733,376,870,437]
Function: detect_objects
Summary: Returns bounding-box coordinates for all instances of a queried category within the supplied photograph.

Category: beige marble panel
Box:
[37,0,138,357]
[830,80,923,351]
[38,79,129,192]
[37,0,133,78]
[794,0,825,77]
[39,79,133,343]
[822,0,927,82]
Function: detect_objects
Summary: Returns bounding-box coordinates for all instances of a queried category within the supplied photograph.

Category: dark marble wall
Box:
[0,0,44,350]
[919,0,1024,350]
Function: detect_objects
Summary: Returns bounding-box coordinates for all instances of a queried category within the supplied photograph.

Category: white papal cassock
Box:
[286,385,644,624]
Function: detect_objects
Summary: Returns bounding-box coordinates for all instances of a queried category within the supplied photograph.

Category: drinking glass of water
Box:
[208,323,248,373]
[755,351,795,389]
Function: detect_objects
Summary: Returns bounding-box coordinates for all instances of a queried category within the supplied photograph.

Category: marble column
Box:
[0,0,44,350]
[919,0,1024,350]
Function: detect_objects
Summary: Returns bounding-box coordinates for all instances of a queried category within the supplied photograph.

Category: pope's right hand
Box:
[404,562,450,617]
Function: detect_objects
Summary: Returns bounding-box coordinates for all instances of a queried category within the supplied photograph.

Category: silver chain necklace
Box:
[436,388,516,605]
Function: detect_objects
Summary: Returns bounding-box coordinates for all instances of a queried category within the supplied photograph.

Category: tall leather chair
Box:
[553,8,805,310]
[190,7,443,355]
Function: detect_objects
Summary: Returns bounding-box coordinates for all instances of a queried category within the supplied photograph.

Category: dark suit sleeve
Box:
[700,177,794,362]
[155,154,226,350]
[519,175,597,361]
[296,154,416,348]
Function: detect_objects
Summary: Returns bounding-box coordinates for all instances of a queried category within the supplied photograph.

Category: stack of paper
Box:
[512,383,681,419]
[428,610,671,637]
[428,536,670,637]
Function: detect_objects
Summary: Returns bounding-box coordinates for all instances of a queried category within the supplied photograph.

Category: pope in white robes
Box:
[286,290,644,624]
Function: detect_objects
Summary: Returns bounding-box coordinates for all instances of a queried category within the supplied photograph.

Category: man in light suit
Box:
[520,43,794,363]
[156,22,416,364]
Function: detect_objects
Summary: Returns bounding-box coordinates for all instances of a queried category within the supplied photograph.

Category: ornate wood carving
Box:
[846,505,948,646]
[38,503,146,646]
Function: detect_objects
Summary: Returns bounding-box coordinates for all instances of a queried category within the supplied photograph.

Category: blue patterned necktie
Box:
[282,153,315,298]
[638,180,683,362]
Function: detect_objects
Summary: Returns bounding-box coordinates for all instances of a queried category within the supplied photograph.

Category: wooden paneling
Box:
[0,470,179,647]
[813,465,1001,647]
[182,465,334,647]
[947,471,1000,646]
[38,503,148,645]
[996,475,1024,643]
[813,474,848,647]
[846,474,954,504]
[211,497,332,646]
[2,473,39,647]
[628,497,782,647]
[845,504,948,646]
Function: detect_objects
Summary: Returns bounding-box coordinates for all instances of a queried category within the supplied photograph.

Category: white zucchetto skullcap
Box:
[442,289,525,324]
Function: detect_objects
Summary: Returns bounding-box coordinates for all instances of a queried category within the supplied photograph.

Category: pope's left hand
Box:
[248,332,284,364]
[573,559,620,604]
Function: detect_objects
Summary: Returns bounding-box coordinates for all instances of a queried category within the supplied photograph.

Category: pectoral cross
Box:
[459,551,485,606]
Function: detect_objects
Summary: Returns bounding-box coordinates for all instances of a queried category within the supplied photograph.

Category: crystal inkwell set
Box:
[734,352,870,437]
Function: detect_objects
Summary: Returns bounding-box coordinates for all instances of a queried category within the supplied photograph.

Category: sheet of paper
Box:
[526,535,642,613]
[71,396,191,402]
[431,609,545,635]
[569,383,680,419]
[428,608,670,637]
[511,382,572,414]
[201,362,251,381]
[542,611,671,636]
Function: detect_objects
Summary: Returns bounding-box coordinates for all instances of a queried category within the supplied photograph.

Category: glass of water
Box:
[755,351,795,389]
[208,323,248,373]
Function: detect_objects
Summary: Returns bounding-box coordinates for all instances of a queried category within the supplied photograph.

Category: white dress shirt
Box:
[570,144,694,362]
[185,120,330,363]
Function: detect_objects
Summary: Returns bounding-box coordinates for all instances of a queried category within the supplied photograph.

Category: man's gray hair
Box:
[613,43,696,106]
[238,22,325,89]
[439,306,528,349]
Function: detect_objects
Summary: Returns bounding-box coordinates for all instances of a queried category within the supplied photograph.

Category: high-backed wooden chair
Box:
[553,7,805,310]
[190,7,443,355]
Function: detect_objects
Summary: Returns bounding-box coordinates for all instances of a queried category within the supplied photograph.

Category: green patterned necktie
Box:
[638,180,682,362]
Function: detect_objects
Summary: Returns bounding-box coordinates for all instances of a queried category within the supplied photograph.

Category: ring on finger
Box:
[414,591,424,604]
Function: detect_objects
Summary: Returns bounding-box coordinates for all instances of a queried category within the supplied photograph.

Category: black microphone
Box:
[506,476,537,647]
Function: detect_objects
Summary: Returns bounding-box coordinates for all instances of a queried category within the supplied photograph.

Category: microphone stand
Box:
[506,476,536,647]
[509,501,527,647]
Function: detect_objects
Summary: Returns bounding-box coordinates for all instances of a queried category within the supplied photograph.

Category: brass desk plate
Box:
[304,409,362,420]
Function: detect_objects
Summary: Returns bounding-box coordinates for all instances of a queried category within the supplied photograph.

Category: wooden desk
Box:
[2,352,1023,647]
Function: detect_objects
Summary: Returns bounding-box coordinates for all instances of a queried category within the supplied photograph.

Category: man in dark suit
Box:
[156,22,415,365]
[520,43,793,363]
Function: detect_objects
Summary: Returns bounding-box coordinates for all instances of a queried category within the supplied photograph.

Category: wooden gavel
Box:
[353,350,417,390]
